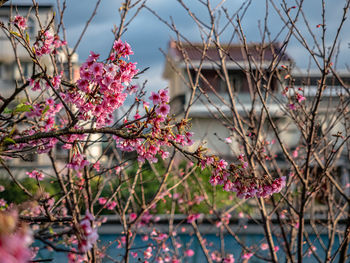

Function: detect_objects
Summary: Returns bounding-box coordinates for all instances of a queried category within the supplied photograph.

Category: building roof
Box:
[167,40,292,64]
[2,0,53,8]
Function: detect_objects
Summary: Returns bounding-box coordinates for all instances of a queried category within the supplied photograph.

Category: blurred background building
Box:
[163,40,350,166]
[0,1,80,173]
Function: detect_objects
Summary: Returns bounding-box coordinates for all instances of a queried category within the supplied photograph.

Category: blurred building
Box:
[0,1,80,173]
[163,40,292,158]
[163,40,350,164]
[0,1,79,96]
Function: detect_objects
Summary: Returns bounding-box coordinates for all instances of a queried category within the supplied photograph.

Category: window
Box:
[0,16,8,23]
[190,69,220,92]
[220,70,247,93]
[22,62,33,78]
[228,72,243,92]
[4,64,13,80]
[27,17,35,37]
[14,62,33,80]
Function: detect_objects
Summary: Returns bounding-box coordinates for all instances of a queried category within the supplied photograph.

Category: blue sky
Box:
[15,0,350,91]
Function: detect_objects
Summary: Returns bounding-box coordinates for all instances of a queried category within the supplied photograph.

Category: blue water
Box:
[35,233,341,262]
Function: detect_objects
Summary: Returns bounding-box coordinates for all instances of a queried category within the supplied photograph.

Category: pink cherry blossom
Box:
[159,89,170,103]
[90,62,104,76]
[260,243,269,250]
[289,103,296,110]
[106,201,117,210]
[223,254,235,263]
[78,211,98,252]
[187,213,201,223]
[26,170,45,181]
[296,93,306,103]
[0,211,32,263]
[149,92,161,104]
[155,103,170,116]
[67,153,89,171]
[144,246,153,259]
[113,39,134,58]
[129,213,137,221]
[242,252,253,260]
[0,199,6,207]
[13,15,27,30]
[98,197,107,205]
[34,31,66,57]
[184,249,195,257]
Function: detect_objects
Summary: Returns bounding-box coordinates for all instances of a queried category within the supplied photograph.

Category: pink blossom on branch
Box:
[155,103,170,117]
[260,243,269,250]
[34,31,66,57]
[187,213,201,223]
[67,153,89,171]
[112,39,134,58]
[78,211,99,253]
[296,93,306,103]
[223,254,235,263]
[207,154,286,198]
[0,211,33,263]
[149,91,161,104]
[184,249,195,257]
[13,15,27,30]
[26,170,45,181]
[242,252,253,260]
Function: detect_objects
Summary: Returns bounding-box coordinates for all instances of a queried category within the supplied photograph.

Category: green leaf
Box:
[9,126,16,136]
[42,105,50,115]
[3,107,12,114]
[25,32,30,43]
[10,31,21,38]
[3,137,16,144]
[14,103,32,113]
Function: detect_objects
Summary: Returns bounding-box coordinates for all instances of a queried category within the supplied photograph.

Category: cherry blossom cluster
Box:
[67,152,89,172]
[186,213,202,223]
[78,211,99,253]
[34,30,67,56]
[215,213,231,228]
[67,251,87,263]
[60,133,87,150]
[66,40,137,127]
[0,210,33,263]
[149,89,171,116]
[211,252,235,263]
[9,133,58,155]
[29,73,62,92]
[203,154,286,199]
[115,212,197,263]
[114,89,193,163]
[19,193,55,219]
[8,98,62,154]
[110,39,134,59]
[26,98,63,131]
[13,15,27,30]
[282,85,306,111]
[26,170,45,181]
[98,197,117,210]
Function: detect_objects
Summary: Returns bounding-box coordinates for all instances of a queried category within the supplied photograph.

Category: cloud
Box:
[136,63,169,92]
